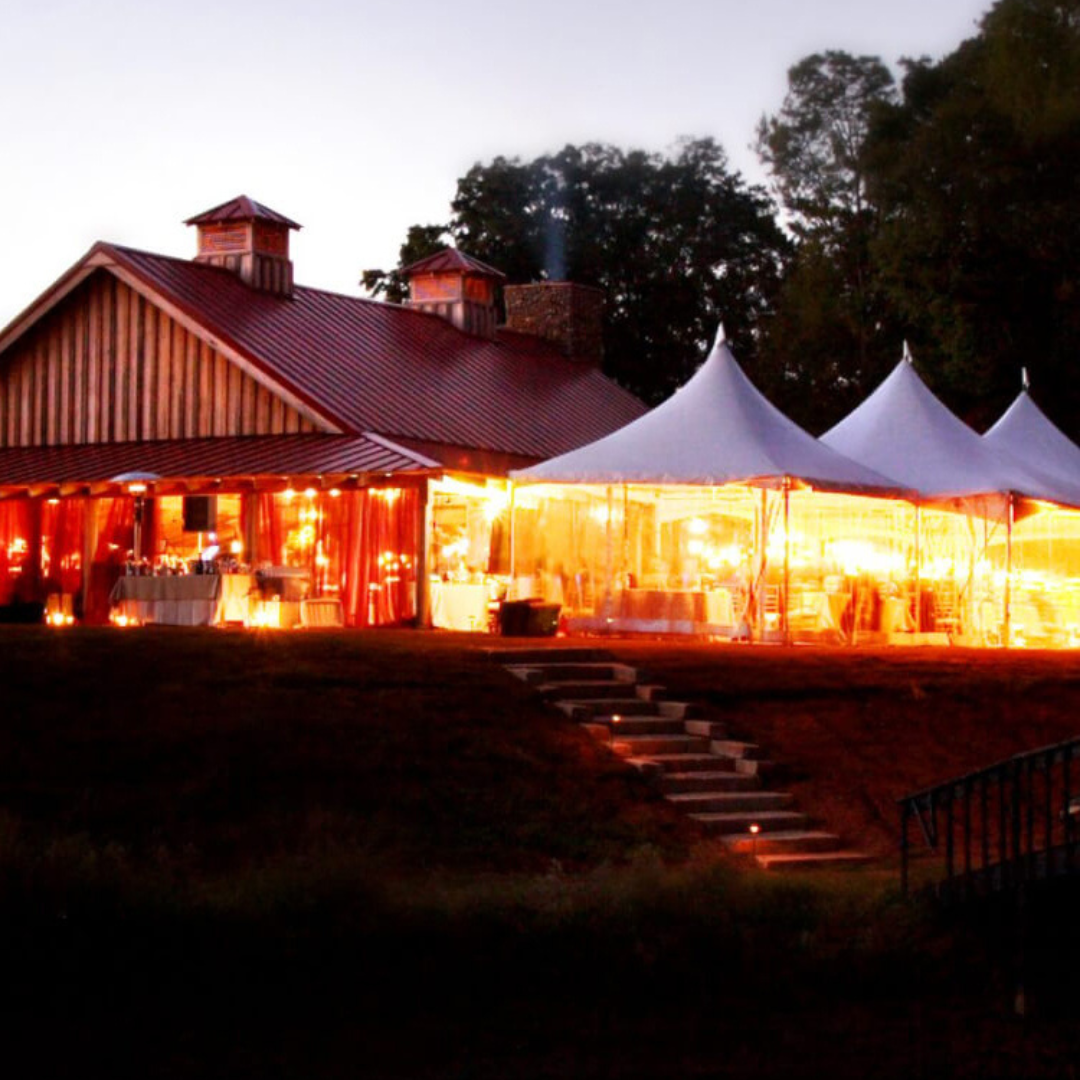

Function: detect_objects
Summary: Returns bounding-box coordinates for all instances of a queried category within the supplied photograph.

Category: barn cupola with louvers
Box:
[186,195,300,298]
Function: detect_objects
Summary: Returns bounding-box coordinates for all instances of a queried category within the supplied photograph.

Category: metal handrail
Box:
[899,735,1080,898]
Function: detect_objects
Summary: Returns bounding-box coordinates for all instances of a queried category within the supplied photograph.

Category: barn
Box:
[0,196,644,628]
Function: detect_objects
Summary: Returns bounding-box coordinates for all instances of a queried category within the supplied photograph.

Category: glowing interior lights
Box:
[249,599,282,629]
[704,544,743,570]
[827,540,905,577]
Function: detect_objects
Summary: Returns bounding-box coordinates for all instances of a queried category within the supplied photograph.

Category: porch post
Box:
[82,497,96,623]
[416,478,432,629]
[508,482,516,584]
[243,492,258,565]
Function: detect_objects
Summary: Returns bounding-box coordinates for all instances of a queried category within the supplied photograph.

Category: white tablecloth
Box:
[431,582,490,631]
[109,574,257,626]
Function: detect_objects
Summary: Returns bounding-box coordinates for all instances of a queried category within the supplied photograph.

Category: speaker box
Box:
[182,496,217,533]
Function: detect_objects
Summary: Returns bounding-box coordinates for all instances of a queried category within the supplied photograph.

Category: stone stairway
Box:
[496,647,870,871]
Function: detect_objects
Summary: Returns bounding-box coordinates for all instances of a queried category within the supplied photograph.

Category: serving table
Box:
[109,574,257,626]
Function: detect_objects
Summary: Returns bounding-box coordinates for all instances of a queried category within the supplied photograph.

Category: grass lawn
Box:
[3,627,1080,1077]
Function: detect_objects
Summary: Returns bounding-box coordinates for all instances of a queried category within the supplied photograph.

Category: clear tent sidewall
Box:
[506,481,1078,646]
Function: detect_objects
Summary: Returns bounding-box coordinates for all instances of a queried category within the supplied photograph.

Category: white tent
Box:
[512,330,900,493]
[983,373,1080,490]
[509,331,910,641]
[820,347,1080,507]
[982,377,1080,647]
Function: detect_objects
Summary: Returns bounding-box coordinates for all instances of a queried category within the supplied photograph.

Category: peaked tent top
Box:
[512,331,901,493]
[821,355,1080,505]
[984,388,1080,490]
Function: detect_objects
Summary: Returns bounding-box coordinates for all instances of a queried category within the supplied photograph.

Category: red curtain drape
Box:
[0,499,35,607]
[85,497,135,624]
[41,498,86,598]
[318,491,349,596]
[256,493,284,566]
[341,488,420,627]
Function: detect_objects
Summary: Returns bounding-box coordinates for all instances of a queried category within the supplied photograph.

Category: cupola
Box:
[401,248,504,339]
[185,195,300,297]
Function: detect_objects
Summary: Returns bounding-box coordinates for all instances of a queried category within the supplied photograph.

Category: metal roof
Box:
[184,196,301,229]
[99,244,646,459]
[0,434,425,490]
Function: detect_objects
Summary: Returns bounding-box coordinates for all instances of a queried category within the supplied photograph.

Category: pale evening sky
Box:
[1,0,991,328]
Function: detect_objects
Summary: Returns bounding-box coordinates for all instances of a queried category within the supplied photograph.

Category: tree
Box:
[755,52,899,429]
[756,51,896,240]
[865,0,1080,431]
[365,140,790,405]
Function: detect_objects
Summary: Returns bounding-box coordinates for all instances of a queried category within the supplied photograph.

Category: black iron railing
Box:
[899,736,1080,898]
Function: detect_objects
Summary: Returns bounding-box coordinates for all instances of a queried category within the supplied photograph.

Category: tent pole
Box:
[604,485,614,624]
[783,479,791,645]
[622,484,630,591]
[1004,494,1013,649]
[913,504,922,634]
[508,482,516,587]
[757,488,768,643]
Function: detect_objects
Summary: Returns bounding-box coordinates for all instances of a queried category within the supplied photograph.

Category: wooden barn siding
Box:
[0,274,318,447]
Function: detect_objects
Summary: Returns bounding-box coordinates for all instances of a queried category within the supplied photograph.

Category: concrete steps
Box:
[630,753,728,774]
[537,680,642,700]
[556,698,661,720]
[497,646,871,872]
[612,734,711,757]
[600,716,689,736]
[721,829,842,855]
[666,791,795,814]
[754,850,875,871]
[507,661,638,685]
[660,771,759,794]
[691,810,811,836]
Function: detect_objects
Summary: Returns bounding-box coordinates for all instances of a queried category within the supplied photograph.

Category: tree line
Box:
[364,0,1080,437]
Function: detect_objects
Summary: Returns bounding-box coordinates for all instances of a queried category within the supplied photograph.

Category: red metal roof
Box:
[0,435,424,490]
[100,244,646,460]
[374,434,539,476]
[401,248,506,279]
[184,196,301,230]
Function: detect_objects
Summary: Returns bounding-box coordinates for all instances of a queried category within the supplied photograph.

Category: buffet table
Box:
[109,574,257,626]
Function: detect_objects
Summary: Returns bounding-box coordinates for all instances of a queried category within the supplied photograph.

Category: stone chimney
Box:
[185,195,300,298]
[401,249,504,339]
[503,282,604,365]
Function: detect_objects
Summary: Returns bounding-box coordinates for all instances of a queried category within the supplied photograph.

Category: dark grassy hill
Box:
[3,628,1080,1078]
